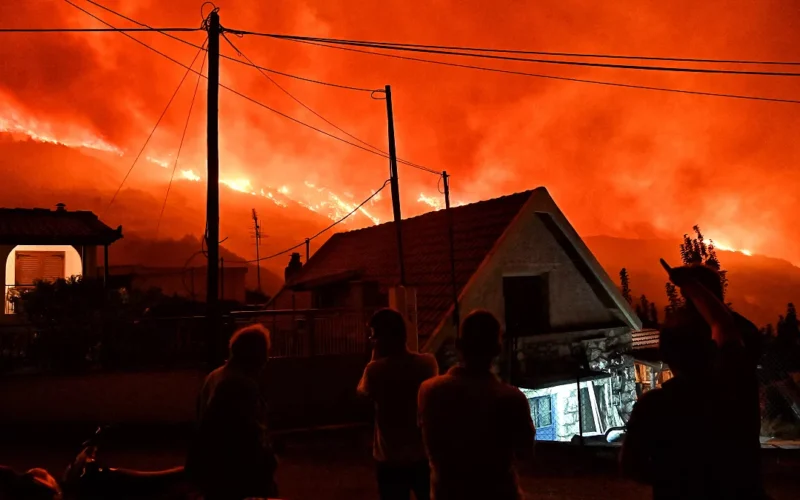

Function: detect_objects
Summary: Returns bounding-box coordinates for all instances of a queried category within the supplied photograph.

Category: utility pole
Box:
[384,85,405,285]
[443,171,460,336]
[206,9,221,366]
[305,238,310,263]
[252,208,262,292]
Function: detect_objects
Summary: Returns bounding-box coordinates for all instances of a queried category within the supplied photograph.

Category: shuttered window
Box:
[15,251,66,286]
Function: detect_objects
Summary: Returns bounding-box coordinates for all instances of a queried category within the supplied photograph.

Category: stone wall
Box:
[517,326,636,424]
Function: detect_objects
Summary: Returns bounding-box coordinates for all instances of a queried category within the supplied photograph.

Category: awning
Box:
[513,367,611,390]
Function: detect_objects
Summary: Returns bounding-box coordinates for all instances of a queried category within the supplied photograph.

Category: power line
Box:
[221,33,384,155]
[222,37,438,174]
[156,46,207,236]
[85,0,377,93]
[0,27,199,33]
[222,34,438,175]
[85,1,437,174]
[281,38,800,106]
[237,32,800,78]
[234,33,800,67]
[103,42,208,216]
[71,1,440,175]
[238,178,391,264]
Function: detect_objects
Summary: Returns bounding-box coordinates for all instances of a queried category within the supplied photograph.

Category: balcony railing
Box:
[4,284,35,315]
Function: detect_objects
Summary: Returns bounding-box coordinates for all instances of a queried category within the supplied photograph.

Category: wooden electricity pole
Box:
[206,10,221,366]
[252,208,262,292]
[443,171,460,335]
[384,85,405,285]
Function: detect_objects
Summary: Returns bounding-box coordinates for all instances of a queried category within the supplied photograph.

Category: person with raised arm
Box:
[621,261,765,500]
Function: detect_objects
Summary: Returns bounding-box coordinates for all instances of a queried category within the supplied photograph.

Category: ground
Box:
[0,428,798,499]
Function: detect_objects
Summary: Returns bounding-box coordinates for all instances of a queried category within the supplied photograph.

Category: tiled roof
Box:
[0,207,123,245]
[288,190,535,342]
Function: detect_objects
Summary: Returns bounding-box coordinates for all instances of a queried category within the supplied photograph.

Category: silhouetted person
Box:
[186,324,278,500]
[679,264,764,499]
[358,308,439,500]
[622,261,766,499]
[621,312,717,499]
[418,310,535,500]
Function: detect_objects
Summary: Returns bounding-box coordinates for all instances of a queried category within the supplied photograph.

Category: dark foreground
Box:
[0,426,798,499]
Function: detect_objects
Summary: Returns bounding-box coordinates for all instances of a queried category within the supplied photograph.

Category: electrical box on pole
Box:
[384,85,406,286]
[206,9,221,366]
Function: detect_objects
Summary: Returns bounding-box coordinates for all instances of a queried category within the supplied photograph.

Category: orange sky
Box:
[1,0,799,265]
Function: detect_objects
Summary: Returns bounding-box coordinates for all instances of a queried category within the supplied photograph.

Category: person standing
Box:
[418,310,535,500]
[186,324,278,500]
[358,308,439,500]
[622,261,766,499]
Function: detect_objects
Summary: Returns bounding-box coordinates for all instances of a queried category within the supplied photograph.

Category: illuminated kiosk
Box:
[0,203,123,316]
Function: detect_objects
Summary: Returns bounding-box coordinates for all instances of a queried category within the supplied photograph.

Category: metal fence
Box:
[0,307,373,376]
[231,308,372,358]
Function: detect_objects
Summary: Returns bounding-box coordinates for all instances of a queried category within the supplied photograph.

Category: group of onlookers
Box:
[186,259,767,500]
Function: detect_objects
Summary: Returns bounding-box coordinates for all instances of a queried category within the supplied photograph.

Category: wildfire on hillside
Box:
[1,0,798,266]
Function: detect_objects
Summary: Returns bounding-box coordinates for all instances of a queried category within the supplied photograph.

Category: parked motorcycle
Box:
[61,426,197,500]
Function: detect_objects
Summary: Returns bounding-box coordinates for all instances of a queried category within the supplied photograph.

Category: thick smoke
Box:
[1,0,799,264]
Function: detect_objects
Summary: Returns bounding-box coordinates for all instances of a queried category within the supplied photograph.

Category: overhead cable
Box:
[0,27,198,33]
[236,32,800,78]
[85,0,377,93]
[103,42,208,216]
[71,3,444,174]
[85,0,438,174]
[238,178,391,264]
[156,47,208,236]
[280,38,800,106]
[236,33,800,66]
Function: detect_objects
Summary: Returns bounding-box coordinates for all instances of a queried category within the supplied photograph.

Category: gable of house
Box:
[272,186,641,353]
[273,190,534,345]
[424,188,641,352]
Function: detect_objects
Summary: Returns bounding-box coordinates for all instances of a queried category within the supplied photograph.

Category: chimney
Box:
[284,252,303,282]
[55,203,66,212]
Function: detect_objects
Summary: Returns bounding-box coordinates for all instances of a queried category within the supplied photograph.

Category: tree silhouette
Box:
[620,268,632,305]
[664,282,684,320]
[634,295,659,329]
[777,303,799,343]
[649,302,659,328]
[678,225,729,299]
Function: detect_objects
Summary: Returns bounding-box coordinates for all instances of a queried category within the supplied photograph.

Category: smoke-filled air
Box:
[1,0,799,323]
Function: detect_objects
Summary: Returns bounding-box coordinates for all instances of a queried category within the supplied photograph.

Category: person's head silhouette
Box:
[369,308,408,357]
[228,324,271,373]
[457,310,502,371]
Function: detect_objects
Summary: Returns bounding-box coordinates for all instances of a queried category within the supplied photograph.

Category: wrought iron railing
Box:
[4,284,35,315]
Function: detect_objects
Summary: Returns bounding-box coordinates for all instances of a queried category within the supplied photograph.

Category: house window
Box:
[15,251,66,286]
[530,395,552,428]
[502,274,550,337]
[313,283,349,308]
